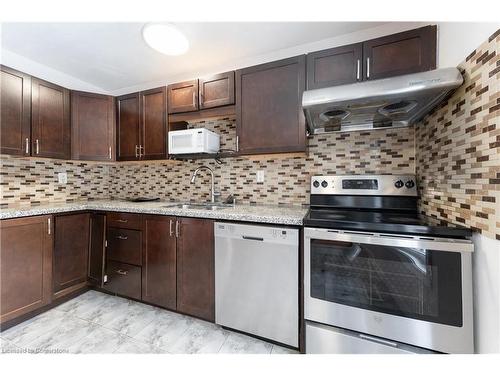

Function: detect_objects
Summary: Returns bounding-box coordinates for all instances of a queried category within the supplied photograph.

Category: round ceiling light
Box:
[142,23,189,56]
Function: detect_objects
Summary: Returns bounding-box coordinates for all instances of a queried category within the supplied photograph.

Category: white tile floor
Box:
[0,290,298,354]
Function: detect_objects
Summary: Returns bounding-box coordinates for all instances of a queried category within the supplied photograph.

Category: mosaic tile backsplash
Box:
[107,118,415,205]
[416,30,500,240]
[0,157,111,208]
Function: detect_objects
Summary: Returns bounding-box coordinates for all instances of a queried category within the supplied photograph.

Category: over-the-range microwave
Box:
[168,128,220,154]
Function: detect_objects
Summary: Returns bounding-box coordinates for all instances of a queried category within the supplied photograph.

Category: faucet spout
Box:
[190,165,217,203]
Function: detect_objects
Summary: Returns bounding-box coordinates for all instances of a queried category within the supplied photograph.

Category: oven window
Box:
[310,239,463,326]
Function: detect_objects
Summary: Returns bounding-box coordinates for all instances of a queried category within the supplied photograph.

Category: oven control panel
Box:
[310,175,417,196]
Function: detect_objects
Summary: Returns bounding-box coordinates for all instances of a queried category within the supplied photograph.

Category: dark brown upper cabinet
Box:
[199,71,235,109]
[0,66,32,156]
[116,88,167,161]
[53,213,90,297]
[363,25,437,81]
[116,92,141,161]
[31,78,71,159]
[307,43,363,89]
[71,91,115,161]
[142,215,177,310]
[167,80,198,114]
[236,55,306,155]
[0,215,53,324]
[176,217,215,322]
[140,87,167,160]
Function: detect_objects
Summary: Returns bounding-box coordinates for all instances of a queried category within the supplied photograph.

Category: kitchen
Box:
[0,3,499,370]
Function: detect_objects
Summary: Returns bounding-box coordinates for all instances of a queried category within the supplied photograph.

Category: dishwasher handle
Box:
[242,235,264,242]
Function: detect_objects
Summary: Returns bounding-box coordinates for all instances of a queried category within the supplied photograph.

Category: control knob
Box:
[405,180,415,189]
[313,180,320,188]
[394,180,404,189]
[321,181,328,188]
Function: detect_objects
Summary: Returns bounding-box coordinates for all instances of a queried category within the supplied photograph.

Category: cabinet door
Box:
[140,87,167,160]
[0,215,52,324]
[105,260,142,300]
[31,78,71,159]
[306,43,363,89]
[71,91,115,161]
[142,215,176,309]
[0,66,31,156]
[176,218,214,321]
[107,227,142,266]
[116,92,141,161]
[236,56,306,155]
[199,72,235,109]
[88,213,106,288]
[363,25,437,81]
[167,80,198,114]
[53,213,90,294]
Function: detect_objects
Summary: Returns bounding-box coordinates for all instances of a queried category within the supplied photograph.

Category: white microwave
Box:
[168,128,220,154]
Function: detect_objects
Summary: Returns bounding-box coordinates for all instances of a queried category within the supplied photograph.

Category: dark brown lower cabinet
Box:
[0,216,53,324]
[142,215,177,309]
[105,261,142,300]
[176,217,215,322]
[88,213,106,287]
[53,213,90,296]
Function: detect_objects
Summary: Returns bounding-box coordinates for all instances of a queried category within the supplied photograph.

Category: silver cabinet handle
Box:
[116,269,128,275]
[116,235,128,240]
[175,220,180,238]
[236,136,239,153]
[366,58,370,79]
[109,146,112,160]
[135,145,139,158]
[25,138,29,154]
[115,219,128,223]
[169,219,174,237]
[192,91,196,106]
[47,217,51,235]
[139,145,144,158]
[35,139,40,154]
[356,59,360,81]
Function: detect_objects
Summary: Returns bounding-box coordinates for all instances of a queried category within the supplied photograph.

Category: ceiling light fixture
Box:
[142,23,189,56]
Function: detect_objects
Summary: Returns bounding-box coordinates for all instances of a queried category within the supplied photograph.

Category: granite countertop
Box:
[0,200,308,226]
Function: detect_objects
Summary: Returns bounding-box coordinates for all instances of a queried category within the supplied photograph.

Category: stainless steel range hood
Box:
[302,68,463,134]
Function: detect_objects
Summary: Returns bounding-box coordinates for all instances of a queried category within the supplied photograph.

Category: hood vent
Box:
[302,68,463,134]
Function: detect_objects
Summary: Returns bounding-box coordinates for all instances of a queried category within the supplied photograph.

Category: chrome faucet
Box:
[190,165,219,203]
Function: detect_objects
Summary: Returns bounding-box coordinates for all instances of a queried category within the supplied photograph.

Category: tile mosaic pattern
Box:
[0,290,298,354]
[108,117,415,206]
[0,156,111,208]
[415,30,500,240]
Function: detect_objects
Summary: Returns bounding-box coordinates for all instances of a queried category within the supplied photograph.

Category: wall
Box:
[107,118,415,205]
[415,29,500,353]
[0,156,111,208]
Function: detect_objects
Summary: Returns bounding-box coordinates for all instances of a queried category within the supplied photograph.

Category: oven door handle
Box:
[304,228,474,253]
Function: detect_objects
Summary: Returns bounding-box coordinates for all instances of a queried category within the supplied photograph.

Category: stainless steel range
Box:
[303,175,474,354]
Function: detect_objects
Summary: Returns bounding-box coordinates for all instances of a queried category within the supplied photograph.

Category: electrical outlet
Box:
[256,170,265,183]
[58,172,67,184]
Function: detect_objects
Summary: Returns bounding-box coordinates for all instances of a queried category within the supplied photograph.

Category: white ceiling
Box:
[1,22,393,94]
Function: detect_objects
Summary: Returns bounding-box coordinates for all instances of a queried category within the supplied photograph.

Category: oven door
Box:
[304,227,474,354]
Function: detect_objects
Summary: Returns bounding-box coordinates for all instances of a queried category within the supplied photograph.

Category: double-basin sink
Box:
[161,202,234,211]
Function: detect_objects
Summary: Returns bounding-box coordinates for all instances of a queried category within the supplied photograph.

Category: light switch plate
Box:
[257,170,265,183]
[58,172,67,184]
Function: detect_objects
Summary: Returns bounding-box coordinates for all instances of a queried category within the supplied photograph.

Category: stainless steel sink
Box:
[162,202,232,211]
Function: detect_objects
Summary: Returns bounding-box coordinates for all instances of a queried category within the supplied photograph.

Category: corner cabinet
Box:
[71,91,115,161]
[0,65,31,156]
[236,55,306,155]
[116,88,167,161]
[31,78,71,159]
[0,216,53,324]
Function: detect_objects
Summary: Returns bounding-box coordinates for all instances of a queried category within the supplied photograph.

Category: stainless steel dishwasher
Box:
[215,222,299,347]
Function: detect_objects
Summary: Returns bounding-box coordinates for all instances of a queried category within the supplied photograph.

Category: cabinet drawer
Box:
[105,261,141,300]
[107,212,143,230]
[107,227,142,266]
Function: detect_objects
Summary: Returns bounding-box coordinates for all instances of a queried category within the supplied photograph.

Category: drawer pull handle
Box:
[115,219,128,223]
[116,269,128,275]
[116,235,128,240]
